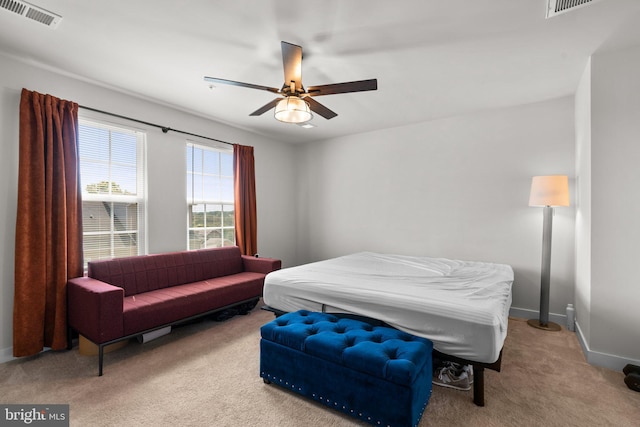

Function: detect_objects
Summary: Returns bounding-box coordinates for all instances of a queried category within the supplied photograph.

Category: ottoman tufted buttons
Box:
[386,348,398,360]
[260,310,433,427]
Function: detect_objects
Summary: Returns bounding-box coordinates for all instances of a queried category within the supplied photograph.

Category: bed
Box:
[262,252,514,406]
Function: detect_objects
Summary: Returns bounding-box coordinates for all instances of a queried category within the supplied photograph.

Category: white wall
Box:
[587,45,640,366]
[575,58,592,345]
[296,97,576,318]
[0,55,298,362]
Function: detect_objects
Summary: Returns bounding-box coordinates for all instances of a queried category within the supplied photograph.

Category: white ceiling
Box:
[1,0,639,143]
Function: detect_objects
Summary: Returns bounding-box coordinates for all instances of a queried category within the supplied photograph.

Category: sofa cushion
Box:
[186,247,244,283]
[88,246,244,297]
[122,272,264,335]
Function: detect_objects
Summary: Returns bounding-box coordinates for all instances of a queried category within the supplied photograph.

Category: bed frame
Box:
[261,305,501,407]
[432,349,502,406]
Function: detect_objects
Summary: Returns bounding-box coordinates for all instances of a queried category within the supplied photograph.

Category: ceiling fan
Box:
[204,41,377,124]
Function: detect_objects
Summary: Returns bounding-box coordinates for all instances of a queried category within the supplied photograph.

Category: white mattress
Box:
[263,252,514,364]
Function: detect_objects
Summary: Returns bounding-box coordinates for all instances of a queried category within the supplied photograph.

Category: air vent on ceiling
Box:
[546,0,603,18]
[0,0,62,28]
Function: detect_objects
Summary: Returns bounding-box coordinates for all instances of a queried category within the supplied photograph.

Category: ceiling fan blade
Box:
[204,76,280,94]
[249,98,282,116]
[304,97,338,120]
[307,79,377,96]
[281,41,303,90]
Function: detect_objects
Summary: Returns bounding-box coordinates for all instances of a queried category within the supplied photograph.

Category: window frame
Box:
[186,141,235,250]
[78,116,147,266]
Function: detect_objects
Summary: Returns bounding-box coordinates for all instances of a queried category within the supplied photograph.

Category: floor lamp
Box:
[527,175,569,331]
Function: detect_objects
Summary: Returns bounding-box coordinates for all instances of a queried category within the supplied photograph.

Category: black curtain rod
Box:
[79,105,234,147]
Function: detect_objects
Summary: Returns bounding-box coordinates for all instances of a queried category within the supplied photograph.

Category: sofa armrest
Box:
[242,255,282,275]
[67,277,124,344]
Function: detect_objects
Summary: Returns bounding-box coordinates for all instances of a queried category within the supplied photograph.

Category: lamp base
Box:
[527,319,561,331]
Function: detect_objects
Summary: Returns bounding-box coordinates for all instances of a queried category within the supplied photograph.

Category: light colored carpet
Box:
[1,302,638,426]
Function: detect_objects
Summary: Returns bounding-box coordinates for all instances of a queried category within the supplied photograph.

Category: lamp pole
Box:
[528,205,561,331]
[539,205,553,326]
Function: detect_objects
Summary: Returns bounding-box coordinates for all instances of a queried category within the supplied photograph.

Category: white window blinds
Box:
[78,119,146,265]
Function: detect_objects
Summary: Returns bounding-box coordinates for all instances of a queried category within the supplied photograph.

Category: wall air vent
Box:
[546,0,603,18]
[0,0,62,28]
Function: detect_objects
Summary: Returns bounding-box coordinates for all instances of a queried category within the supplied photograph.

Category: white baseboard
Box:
[510,306,639,372]
[509,306,567,327]
[1,346,58,366]
[574,322,640,372]
[0,346,17,365]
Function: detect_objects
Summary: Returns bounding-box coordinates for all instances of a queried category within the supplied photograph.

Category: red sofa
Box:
[67,246,281,375]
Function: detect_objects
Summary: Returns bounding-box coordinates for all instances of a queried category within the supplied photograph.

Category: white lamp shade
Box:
[274,96,312,123]
[528,175,570,207]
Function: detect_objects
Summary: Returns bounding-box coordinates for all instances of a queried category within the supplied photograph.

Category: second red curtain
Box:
[233,144,257,256]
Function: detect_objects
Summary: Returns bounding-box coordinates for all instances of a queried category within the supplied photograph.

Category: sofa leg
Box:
[98,345,104,376]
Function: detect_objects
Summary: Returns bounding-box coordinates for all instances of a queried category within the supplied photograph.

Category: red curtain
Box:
[13,89,84,356]
[233,144,257,256]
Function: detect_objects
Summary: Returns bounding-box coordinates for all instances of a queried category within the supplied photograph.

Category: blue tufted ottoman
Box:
[260,310,433,427]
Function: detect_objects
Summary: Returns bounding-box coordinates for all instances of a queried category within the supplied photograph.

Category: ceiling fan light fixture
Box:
[274,96,312,124]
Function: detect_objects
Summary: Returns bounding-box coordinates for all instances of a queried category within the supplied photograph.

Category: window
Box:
[186,142,234,250]
[78,119,146,267]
